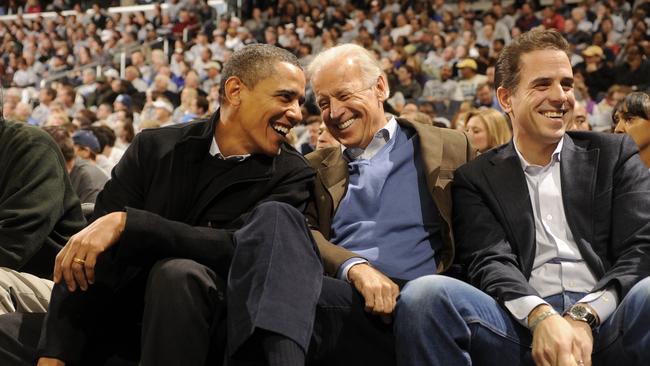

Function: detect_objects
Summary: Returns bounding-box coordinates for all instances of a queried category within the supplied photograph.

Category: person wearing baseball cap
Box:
[457,58,488,102]
[152,97,174,126]
[578,44,614,100]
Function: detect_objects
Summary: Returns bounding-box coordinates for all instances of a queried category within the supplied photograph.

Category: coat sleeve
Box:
[452,165,541,304]
[594,136,650,298]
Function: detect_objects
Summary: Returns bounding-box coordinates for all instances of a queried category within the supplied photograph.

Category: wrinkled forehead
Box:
[312,63,363,97]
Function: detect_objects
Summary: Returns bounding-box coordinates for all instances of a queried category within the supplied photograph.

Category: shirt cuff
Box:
[504,295,549,328]
[577,288,619,324]
[337,257,369,282]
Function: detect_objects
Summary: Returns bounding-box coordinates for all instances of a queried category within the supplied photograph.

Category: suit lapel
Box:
[561,135,598,253]
[402,119,442,193]
[485,142,537,271]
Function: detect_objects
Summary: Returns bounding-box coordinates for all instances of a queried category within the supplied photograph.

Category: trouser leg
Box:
[37,255,146,365]
[0,312,46,366]
[307,277,395,366]
[0,268,53,315]
[394,275,533,366]
[141,258,226,366]
[593,277,650,366]
[227,201,323,359]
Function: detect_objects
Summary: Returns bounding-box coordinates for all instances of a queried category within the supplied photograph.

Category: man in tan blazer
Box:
[304,44,474,365]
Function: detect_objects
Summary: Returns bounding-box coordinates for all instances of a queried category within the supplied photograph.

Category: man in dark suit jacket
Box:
[395,29,650,366]
[304,44,474,365]
[26,44,321,366]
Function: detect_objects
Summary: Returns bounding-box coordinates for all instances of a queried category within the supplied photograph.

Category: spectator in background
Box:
[474,82,501,111]
[47,126,107,204]
[152,98,174,127]
[457,58,488,102]
[114,111,135,150]
[614,44,650,92]
[578,45,614,101]
[591,84,631,131]
[299,116,320,155]
[420,64,464,104]
[201,61,222,95]
[315,122,339,150]
[542,5,565,32]
[172,88,198,124]
[32,87,57,126]
[392,65,423,102]
[515,2,540,32]
[613,91,650,168]
[464,108,511,154]
[569,100,592,131]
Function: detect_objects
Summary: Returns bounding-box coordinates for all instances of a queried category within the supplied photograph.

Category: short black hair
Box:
[218,44,301,105]
[612,91,650,123]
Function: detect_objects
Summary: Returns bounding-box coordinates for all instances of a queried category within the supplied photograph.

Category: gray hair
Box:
[307,43,389,99]
[219,44,301,104]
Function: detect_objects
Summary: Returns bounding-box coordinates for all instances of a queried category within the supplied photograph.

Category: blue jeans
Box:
[394,275,650,366]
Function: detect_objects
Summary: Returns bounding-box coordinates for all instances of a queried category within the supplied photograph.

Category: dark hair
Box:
[218,44,301,104]
[195,95,209,115]
[612,92,650,123]
[495,29,570,93]
[42,126,75,162]
[43,87,57,100]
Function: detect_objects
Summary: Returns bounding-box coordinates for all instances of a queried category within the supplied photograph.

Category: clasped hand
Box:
[54,211,126,292]
[348,263,400,324]
[531,306,594,366]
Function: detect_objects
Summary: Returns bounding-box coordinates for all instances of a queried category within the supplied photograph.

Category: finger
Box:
[556,347,576,366]
[372,288,386,315]
[84,250,98,285]
[53,244,68,283]
[363,290,375,313]
[59,240,79,292]
[71,261,88,291]
[576,336,592,366]
[571,341,583,366]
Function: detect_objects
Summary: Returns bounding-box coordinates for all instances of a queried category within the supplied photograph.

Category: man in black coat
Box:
[29,44,320,366]
[394,30,650,366]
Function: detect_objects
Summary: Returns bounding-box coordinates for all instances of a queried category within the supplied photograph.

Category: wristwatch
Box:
[564,304,600,329]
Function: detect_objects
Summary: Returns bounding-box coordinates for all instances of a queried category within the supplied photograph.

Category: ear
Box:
[223,76,243,107]
[375,74,388,102]
[496,86,512,114]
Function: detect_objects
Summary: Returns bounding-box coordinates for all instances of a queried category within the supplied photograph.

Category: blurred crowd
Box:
[0,0,649,174]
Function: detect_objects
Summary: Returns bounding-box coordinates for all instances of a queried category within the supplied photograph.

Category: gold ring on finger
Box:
[73,257,86,265]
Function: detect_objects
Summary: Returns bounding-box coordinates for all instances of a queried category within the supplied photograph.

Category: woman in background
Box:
[613,91,650,168]
[464,108,512,154]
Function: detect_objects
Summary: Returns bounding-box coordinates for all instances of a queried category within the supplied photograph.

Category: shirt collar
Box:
[209,135,251,162]
[343,116,397,161]
[514,136,564,171]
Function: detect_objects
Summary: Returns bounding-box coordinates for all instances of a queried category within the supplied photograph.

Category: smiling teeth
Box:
[337,118,356,130]
[272,124,289,136]
[543,111,564,118]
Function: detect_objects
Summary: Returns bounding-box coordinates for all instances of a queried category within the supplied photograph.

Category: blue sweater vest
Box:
[331,124,442,281]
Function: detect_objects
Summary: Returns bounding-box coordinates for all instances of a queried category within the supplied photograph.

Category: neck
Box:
[215,107,250,156]
[514,135,558,166]
[631,128,650,168]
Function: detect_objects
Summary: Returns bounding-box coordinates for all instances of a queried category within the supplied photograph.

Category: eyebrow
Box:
[273,89,305,104]
[529,76,574,86]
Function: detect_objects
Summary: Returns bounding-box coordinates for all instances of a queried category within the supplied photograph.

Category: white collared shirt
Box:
[209,136,251,162]
[342,116,397,161]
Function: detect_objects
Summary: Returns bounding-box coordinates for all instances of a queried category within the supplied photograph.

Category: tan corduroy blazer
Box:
[305,118,475,277]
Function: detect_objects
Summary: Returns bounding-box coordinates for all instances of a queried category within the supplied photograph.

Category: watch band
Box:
[564,304,599,329]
